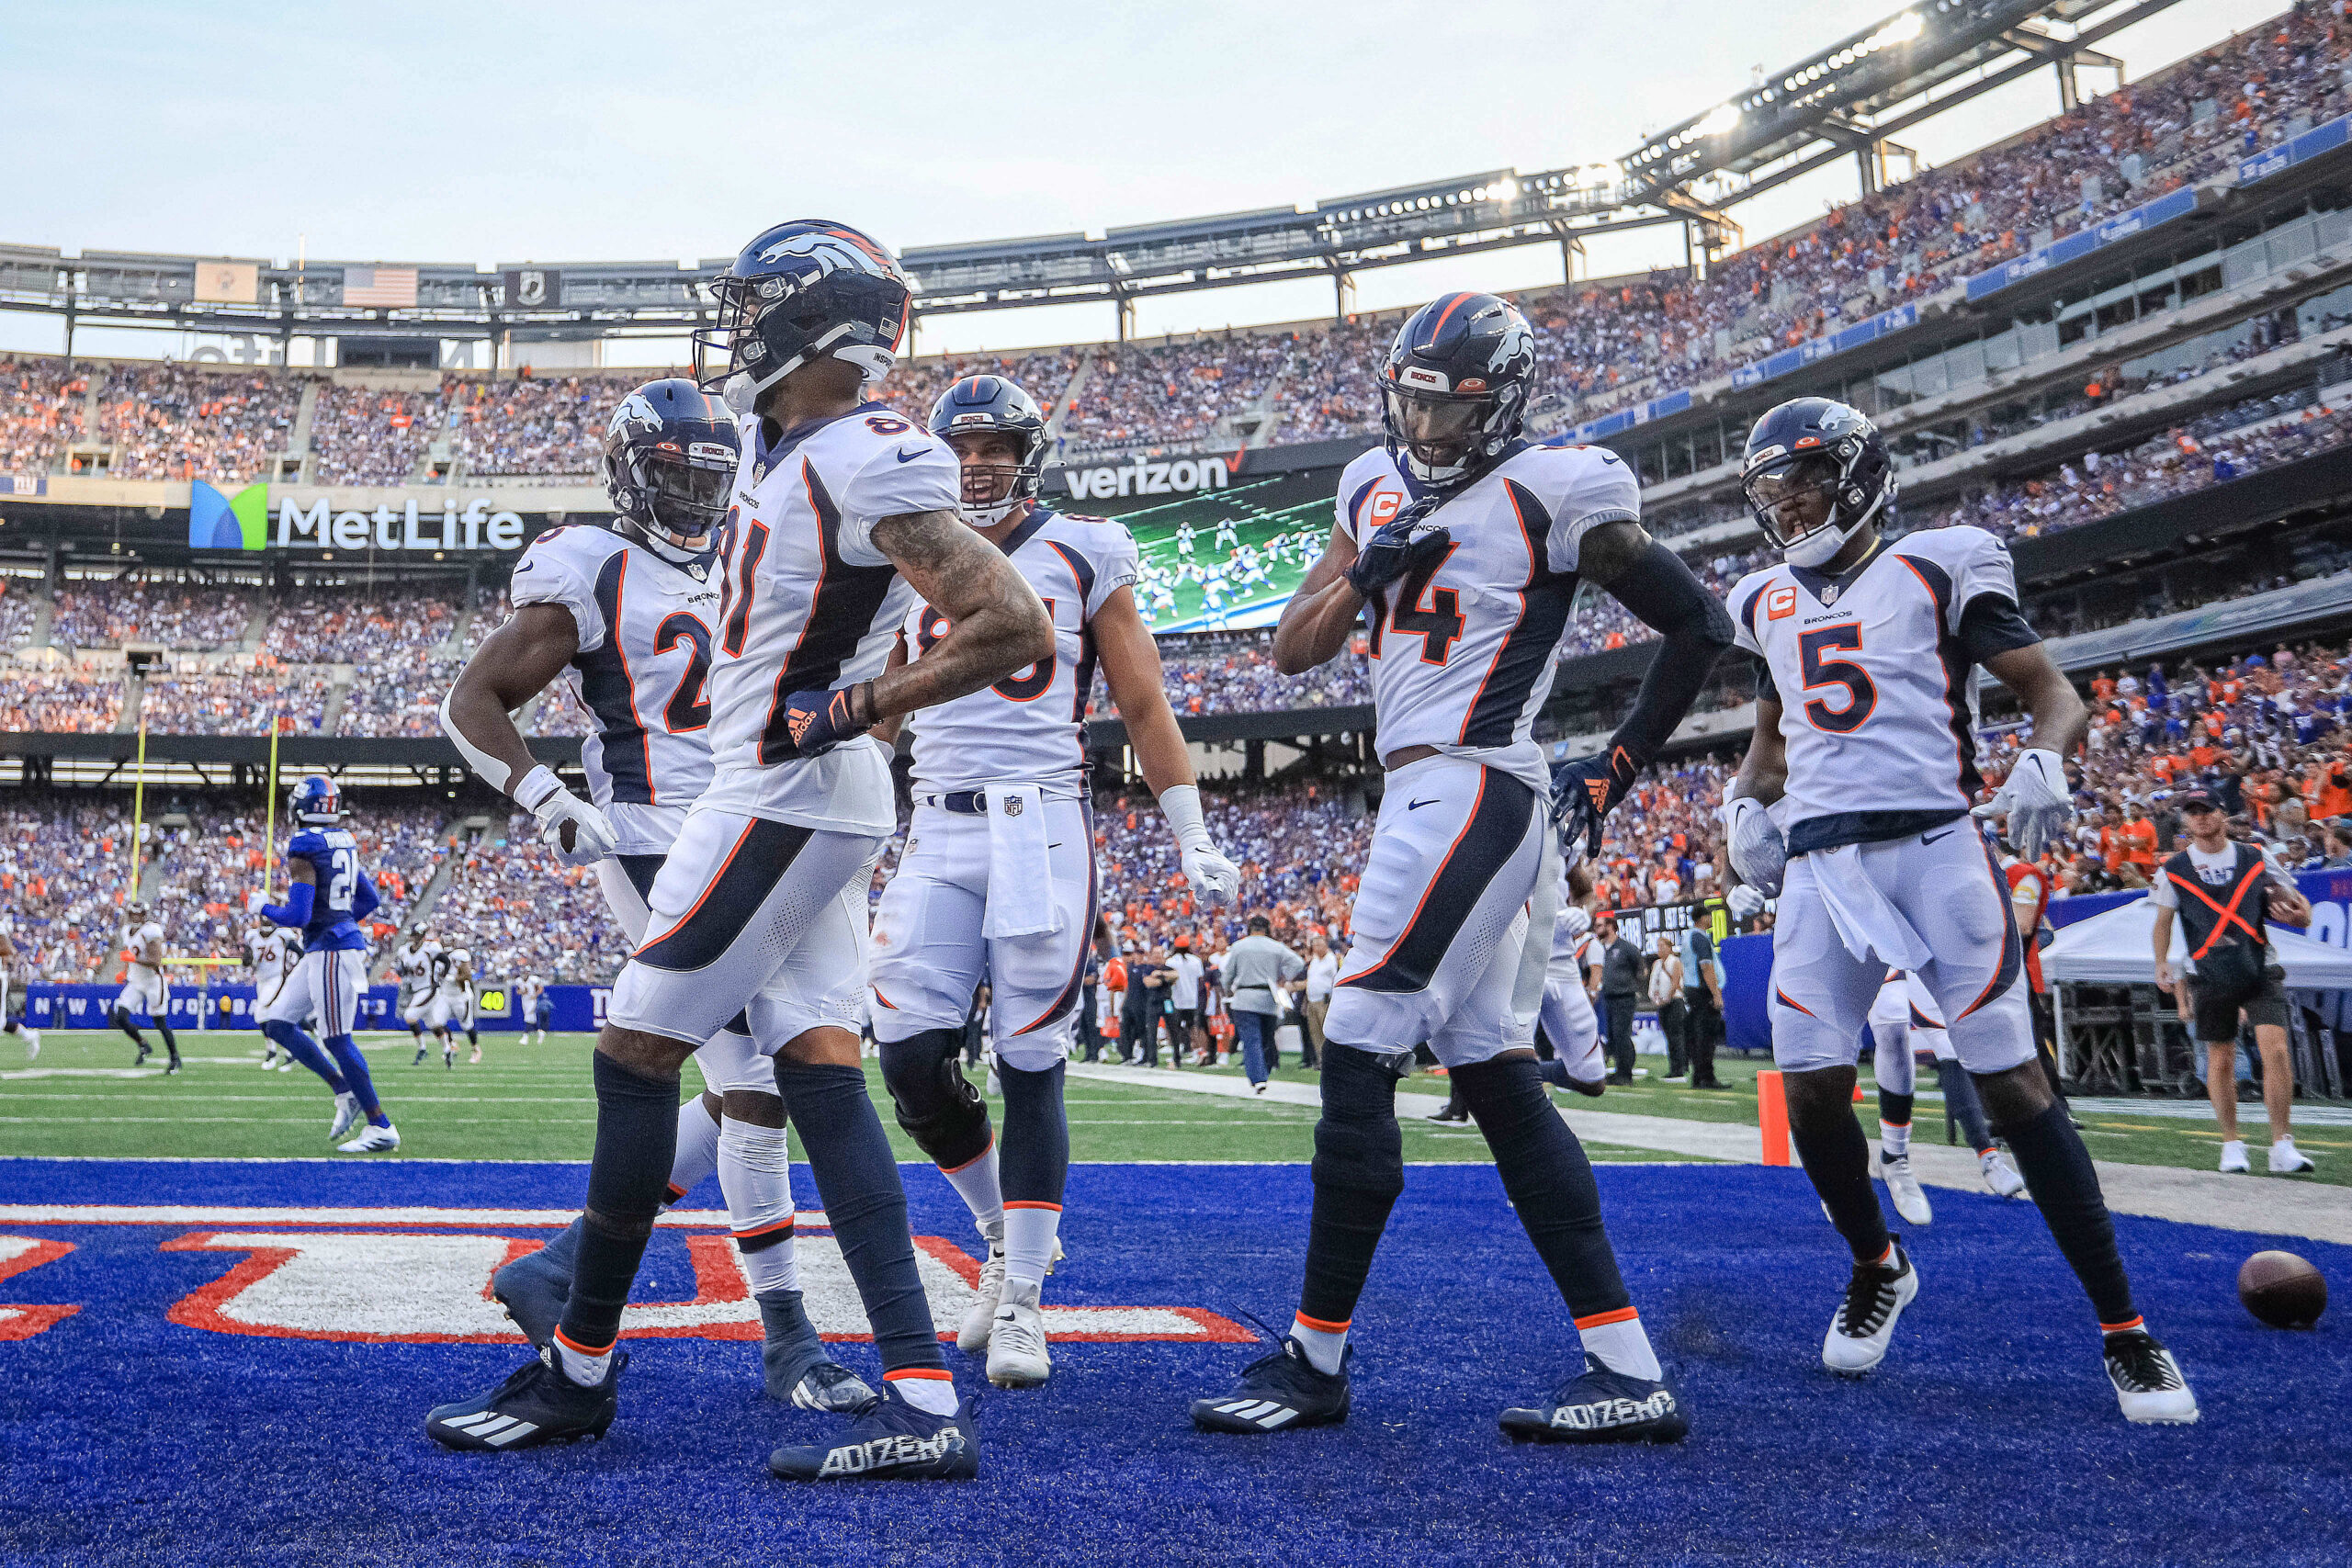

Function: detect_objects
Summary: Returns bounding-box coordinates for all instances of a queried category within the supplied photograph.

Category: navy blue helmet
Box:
[288,773,343,828]
[1379,292,1536,487]
[693,220,911,413]
[600,378,738,569]
[927,375,1049,526]
[1739,397,1894,569]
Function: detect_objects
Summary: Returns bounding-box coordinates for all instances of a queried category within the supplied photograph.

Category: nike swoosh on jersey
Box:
[1921,829,1956,844]
[896,447,924,464]
[1407,797,1440,810]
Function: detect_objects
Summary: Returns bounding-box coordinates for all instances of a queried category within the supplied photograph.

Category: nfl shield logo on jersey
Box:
[1003,795,1023,818]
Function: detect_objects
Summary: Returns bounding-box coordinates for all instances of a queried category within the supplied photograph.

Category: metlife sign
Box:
[189,481,529,552]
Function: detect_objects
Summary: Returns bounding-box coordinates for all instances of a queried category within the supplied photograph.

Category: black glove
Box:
[1552,745,1641,861]
[1347,517,1451,599]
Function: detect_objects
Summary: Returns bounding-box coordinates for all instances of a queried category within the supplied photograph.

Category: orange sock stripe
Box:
[1293,1311,1350,1335]
[663,1182,688,1201]
[730,1220,796,1240]
[2100,1315,2145,1334]
[1573,1305,1641,1330]
[1876,1243,1896,1266]
[939,1133,996,1176]
[1003,1200,1062,1212]
[552,1325,614,1356]
[884,1367,955,1382]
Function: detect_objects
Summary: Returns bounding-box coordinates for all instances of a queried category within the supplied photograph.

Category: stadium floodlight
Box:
[1696,103,1742,139]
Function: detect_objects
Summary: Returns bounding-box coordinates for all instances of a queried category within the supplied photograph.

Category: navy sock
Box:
[558,1053,681,1350]
[772,1057,943,1374]
[998,1059,1069,1206]
[1878,1090,1914,1156]
[321,1034,385,1122]
[1299,1044,1406,1329]
[1789,1090,1892,1264]
[1935,1060,1996,1153]
[1991,1100,2138,1326]
[263,1020,346,1092]
[1453,1055,1631,1319]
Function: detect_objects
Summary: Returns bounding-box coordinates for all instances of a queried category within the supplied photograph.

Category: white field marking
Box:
[2064,1096,2352,1127]
[0,1093,596,1103]
[0,1203,781,1227]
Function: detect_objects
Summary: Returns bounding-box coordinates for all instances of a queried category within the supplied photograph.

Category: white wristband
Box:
[439,689,535,798]
[1159,783,1212,848]
[513,765,562,812]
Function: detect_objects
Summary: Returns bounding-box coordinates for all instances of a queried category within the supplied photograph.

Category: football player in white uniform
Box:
[412,944,470,1070]
[112,902,181,1074]
[247,919,305,1069]
[1718,395,2194,1423]
[435,373,872,1427]
[438,945,482,1064]
[399,933,448,1065]
[521,975,552,1044]
[1536,860,1609,1097]
[868,374,1239,1391]
[1193,293,1730,1444]
[431,223,1051,1483]
[1867,967,2025,1216]
[0,926,38,1060]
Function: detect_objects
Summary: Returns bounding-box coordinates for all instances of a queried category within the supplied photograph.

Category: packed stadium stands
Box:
[0,670,120,733]
[48,582,254,653]
[96,363,300,483]
[1057,333,1295,457]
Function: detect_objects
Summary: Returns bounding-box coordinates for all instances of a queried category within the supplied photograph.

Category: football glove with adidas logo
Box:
[780,680,876,759]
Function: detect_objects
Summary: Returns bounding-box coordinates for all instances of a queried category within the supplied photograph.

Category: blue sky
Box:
[3,0,2282,358]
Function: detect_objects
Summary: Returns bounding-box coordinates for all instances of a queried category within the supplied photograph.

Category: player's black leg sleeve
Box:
[1936,1060,1996,1153]
[1879,1089,1914,1131]
[997,1059,1069,1208]
[112,1008,144,1045]
[1299,1044,1407,1327]
[557,1053,681,1350]
[1992,1100,2137,1325]
[1453,1055,1632,1320]
[773,1058,944,1373]
[1786,1070,1892,1264]
[878,1028,993,1172]
[158,1022,179,1057]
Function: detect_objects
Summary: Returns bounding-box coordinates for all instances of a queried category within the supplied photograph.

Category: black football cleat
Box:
[425,1347,626,1450]
[767,1379,978,1481]
[1499,1353,1689,1444]
[491,1221,581,1348]
[1191,1336,1351,1433]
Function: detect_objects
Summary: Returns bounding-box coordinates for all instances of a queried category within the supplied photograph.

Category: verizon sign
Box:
[1062,455,1231,502]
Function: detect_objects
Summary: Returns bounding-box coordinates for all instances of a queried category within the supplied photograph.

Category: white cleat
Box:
[2218,1140,2251,1174]
[327,1092,363,1144]
[338,1122,400,1154]
[1880,1154,1933,1225]
[2268,1137,2316,1175]
[2105,1327,2199,1425]
[259,1050,279,1070]
[22,1028,39,1061]
[1980,1150,2027,1199]
[957,1232,1008,1354]
[987,1278,1052,1389]
[1823,1240,1917,1375]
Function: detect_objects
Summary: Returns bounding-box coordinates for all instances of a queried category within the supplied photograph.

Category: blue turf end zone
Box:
[0,1157,2347,1568]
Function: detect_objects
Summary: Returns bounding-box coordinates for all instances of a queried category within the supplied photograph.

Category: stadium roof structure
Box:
[0,0,2186,348]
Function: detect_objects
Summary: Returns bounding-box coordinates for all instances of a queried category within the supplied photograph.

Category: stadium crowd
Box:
[1058,333,1294,457]
[48,581,254,653]
[0,670,121,733]
[136,671,335,737]
[96,363,300,483]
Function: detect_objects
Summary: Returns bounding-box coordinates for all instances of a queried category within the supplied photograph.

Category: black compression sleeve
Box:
[1603,540,1736,765]
[1957,593,2040,663]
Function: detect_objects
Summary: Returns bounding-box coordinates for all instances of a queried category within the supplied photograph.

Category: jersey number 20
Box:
[1797,626,1876,733]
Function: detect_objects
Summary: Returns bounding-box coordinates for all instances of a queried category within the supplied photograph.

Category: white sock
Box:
[719,1116,798,1294]
[1003,1201,1061,1289]
[668,1098,722,1201]
[1566,1036,1607,1085]
[889,1371,958,1415]
[941,1140,1005,1232]
[1290,1314,1348,1375]
[1879,1121,1912,1159]
[552,1328,613,1387]
[1577,1310,1663,1381]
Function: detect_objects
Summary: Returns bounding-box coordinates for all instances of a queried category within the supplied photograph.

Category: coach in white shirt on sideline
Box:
[1300,933,1340,1070]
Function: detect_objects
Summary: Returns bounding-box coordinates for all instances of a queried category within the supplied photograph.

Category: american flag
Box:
[343,265,418,308]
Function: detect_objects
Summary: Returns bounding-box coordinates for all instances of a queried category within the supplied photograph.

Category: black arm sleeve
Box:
[1602,540,1737,766]
[1957,593,2039,664]
[1752,652,1780,705]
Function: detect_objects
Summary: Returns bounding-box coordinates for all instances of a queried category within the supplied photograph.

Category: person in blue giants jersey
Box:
[245,776,401,1154]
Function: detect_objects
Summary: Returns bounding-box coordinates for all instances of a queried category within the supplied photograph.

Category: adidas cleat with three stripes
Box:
[1498,1353,1688,1445]
[1191,1336,1350,1434]
[424,1347,626,1450]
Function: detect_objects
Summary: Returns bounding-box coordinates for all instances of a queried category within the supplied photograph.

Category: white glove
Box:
[1559,906,1592,940]
[1727,885,1768,923]
[1159,784,1240,906]
[1717,795,1787,898]
[245,889,269,916]
[516,764,617,868]
[1973,747,2074,861]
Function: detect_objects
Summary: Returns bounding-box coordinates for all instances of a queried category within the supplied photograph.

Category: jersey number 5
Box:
[1797,625,1876,733]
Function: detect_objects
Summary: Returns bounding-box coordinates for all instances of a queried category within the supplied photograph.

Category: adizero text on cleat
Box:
[1499,1353,1689,1445]
[1824,1239,1917,1374]
[2106,1327,2199,1425]
[767,1381,978,1481]
[1191,1336,1350,1433]
[425,1348,625,1450]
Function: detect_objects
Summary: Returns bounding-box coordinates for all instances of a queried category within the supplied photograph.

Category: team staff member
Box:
[1222,914,1303,1093]
[1165,938,1206,1068]
[2149,787,2318,1175]
[1679,914,1725,1089]
[1299,933,1339,1070]
[1596,919,1645,1086]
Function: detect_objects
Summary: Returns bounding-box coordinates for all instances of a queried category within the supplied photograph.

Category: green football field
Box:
[4,1029,2344,1187]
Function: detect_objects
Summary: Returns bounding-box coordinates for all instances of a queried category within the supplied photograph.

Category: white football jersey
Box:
[1338,441,1641,793]
[393,940,441,988]
[901,505,1139,794]
[1547,905,1596,985]
[510,524,725,852]
[246,928,300,989]
[1730,525,2037,855]
[699,402,956,835]
[434,946,473,996]
[127,919,165,973]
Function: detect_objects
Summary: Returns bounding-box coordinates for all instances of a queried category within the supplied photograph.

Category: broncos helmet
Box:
[693,220,912,415]
[1379,292,1537,488]
[927,375,1049,527]
[600,378,738,570]
[288,773,343,828]
[1739,397,1894,569]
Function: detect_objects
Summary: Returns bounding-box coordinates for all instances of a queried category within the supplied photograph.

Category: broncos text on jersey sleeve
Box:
[900,506,1140,794]
[697,403,957,835]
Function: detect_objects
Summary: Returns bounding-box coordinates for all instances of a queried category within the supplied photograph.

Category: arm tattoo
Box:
[869,509,1053,719]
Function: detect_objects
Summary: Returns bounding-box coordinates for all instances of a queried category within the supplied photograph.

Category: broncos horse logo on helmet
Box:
[600,378,738,572]
[694,220,912,416]
[1380,292,1537,489]
[927,375,1049,528]
[1738,397,1895,570]
[288,774,343,828]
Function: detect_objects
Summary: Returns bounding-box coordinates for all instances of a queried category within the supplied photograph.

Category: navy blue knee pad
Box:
[878,1029,992,1171]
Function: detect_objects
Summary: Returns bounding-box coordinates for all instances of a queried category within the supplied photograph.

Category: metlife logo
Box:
[188,483,530,553]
